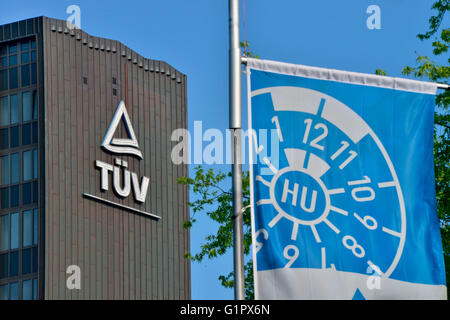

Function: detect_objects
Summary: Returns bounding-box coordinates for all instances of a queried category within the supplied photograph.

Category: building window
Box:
[0,70,7,91]
[10,94,18,124]
[9,68,18,89]
[0,283,7,300]
[0,128,8,150]
[0,215,9,251]
[0,96,8,126]
[9,282,18,300]
[9,55,17,67]
[0,155,9,185]
[0,38,39,300]
[0,209,38,298]
[0,39,37,92]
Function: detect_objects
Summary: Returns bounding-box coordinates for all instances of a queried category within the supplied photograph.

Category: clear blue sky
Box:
[1,0,447,300]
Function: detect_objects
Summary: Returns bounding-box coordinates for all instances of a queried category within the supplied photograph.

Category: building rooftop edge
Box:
[0,16,186,79]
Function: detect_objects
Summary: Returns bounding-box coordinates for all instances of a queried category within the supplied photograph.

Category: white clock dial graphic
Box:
[251,86,406,282]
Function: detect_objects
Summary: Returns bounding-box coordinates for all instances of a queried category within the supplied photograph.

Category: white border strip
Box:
[247,66,260,300]
[246,58,439,95]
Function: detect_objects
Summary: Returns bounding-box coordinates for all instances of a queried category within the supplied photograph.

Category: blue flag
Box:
[247,58,447,299]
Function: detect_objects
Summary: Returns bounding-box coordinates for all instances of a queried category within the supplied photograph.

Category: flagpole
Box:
[229,0,245,300]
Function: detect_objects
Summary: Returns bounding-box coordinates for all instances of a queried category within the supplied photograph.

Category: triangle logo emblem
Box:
[101,101,143,159]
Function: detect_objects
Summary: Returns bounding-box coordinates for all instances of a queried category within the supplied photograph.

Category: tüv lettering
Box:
[95,158,149,203]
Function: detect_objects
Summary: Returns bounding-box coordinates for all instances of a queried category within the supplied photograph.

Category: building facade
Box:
[0,17,190,300]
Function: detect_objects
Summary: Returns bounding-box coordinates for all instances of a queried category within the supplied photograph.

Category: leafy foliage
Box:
[218,261,255,300]
[375,68,387,76]
[240,40,259,59]
[177,166,254,299]
[417,0,449,41]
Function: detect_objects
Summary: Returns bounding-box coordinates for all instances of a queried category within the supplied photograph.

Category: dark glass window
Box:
[33,210,38,246]
[10,126,18,148]
[22,248,31,274]
[22,183,31,205]
[11,153,18,183]
[23,210,32,247]
[11,24,18,39]
[33,181,38,203]
[3,25,10,41]
[22,91,31,121]
[22,123,31,146]
[10,282,18,300]
[0,215,9,251]
[27,21,34,35]
[22,279,32,300]
[1,187,9,209]
[10,251,18,277]
[31,63,36,84]
[32,249,37,273]
[31,41,36,49]
[0,70,7,91]
[0,284,7,300]
[31,51,36,62]
[0,253,7,278]
[32,278,37,300]
[21,52,29,64]
[20,22,27,38]
[9,67,18,89]
[0,96,8,126]
[0,155,9,185]
[23,150,32,180]
[33,149,37,179]
[0,128,8,149]
[21,41,29,51]
[32,122,38,144]
[9,45,17,54]
[9,55,17,66]
[32,90,38,120]
[0,57,7,68]
[10,213,19,249]
[10,94,18,124]
[10,185,19,208]
[21,65,30,87]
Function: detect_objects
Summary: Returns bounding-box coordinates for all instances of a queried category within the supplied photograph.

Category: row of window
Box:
[0,148,38,209]
[0,247,38,278]
[0,51,37,68]
[0,209,38,252]
[0,181,38,209]
[0,149,38,185]
[0,40,36,56]
[0,277,38,300]
[0,64,37,91]
[0,40,37,92]
[0,40,36,54]
[0,40,36,69]
[0,91,38,126]
[0,122,38,150]
[0,50,37,69]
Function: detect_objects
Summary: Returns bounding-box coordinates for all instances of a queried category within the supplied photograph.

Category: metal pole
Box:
[229,0,245,300]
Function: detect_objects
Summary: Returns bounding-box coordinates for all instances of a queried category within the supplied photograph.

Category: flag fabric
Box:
[246,58,447,299]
